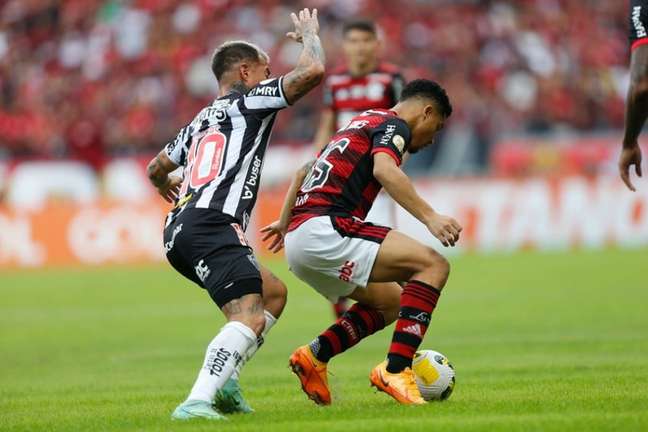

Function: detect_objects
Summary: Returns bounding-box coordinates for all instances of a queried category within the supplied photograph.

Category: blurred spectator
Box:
[0,0,631,174]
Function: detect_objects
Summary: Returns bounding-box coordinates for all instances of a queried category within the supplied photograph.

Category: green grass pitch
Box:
[2,249,648,431]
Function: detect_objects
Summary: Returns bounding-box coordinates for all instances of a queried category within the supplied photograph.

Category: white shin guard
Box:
[231,310,277,381]
[187,321,257,402]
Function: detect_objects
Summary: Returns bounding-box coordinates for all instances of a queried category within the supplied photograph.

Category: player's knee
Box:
[263,277,288,318]
[239,311,266,336]
[417,248,450,288]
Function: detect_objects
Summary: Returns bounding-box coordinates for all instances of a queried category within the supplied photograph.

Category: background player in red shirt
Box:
[621,0,647,191]
[313,19,405,317]
[313,19,404,150]
[262,80,461,405]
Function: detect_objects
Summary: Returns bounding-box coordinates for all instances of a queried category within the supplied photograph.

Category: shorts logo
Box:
[195,259,211,283]
[164,223,183,252]
[338,260,355,282]
[247,254,260,270]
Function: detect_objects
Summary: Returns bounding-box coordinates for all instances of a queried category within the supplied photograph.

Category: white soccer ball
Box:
[412,349,456,401]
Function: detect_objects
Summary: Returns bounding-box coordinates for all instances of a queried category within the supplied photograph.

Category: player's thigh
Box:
[259,264,287,318]
[348,281,402,324]
[369,230,448,283]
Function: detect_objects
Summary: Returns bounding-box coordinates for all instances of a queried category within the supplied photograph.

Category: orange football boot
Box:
[288,345,331,405]
[369,361,425,405]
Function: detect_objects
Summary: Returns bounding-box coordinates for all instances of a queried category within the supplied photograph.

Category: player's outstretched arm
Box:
[313,109,335,151]
[282,8,325,105]
[620,45,648,191]
[147,151,182,203]
[260,160,313,253]
[373,152,462,247]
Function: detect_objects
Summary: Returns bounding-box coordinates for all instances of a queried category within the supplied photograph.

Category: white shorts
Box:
[285,215,391,302]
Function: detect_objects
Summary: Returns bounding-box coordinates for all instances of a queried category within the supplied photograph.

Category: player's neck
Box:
[218,81,249,97]
[349,60,378,77]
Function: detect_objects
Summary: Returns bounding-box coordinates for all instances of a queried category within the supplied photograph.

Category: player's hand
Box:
[157,175,182,203]
[260,220,287,253]
[619,144,643,191]
[425,213,462,247]
[286,8,319,43]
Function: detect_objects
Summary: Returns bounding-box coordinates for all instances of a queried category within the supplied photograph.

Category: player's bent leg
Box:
[348,282,402,325]
[176,283,262,420]
[367,231,450,405]
[215,268,286,414]
[369,230,450,289]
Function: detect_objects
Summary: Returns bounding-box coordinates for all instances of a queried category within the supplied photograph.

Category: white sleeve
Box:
[242,76,290,114]
[164,124,193,166]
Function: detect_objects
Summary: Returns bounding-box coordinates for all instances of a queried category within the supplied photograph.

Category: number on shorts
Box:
[301,138,350,192]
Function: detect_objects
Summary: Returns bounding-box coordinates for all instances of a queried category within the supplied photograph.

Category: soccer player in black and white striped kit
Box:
[146,9,324,420]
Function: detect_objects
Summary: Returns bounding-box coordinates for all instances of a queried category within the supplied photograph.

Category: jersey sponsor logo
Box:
[164,223,183,252]
[402,323,422,337]
[195,259,211,283]
[633,6,647,38]
[248,84,279,97]
[392,134,406,153]
[338,260,355,282]
[242,155,262,200]
[380,124,397,146]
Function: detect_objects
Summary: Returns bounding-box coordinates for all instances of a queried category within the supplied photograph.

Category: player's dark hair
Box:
[400,79,453,118]
[342,19,377,37]
[211,40,267,81]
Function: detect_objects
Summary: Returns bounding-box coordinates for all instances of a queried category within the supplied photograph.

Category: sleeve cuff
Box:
[278,75,292,106]
[371,147,401,166]
[632,38,648,51]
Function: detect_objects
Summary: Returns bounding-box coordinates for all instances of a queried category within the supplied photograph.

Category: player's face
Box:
[343,30,379,67]
[409,106,445,153]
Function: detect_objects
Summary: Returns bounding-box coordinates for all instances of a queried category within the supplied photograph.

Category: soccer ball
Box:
[412,350,455,401]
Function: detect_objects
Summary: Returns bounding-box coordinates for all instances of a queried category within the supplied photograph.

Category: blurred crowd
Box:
[0,0,630,171]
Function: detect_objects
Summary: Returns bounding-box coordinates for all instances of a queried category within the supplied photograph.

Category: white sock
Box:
[186,321,256,402]
[231,310,277,381]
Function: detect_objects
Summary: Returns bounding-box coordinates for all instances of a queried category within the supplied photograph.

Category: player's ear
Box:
[239,62,251,82]
[423,104,436,121]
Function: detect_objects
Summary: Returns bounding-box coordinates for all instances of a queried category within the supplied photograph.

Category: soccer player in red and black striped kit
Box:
[312,19,405,318]
[621,0,647,191]
[262,79,461,405]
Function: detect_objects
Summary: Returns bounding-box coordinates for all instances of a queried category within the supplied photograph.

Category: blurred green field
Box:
[1,249,648,432]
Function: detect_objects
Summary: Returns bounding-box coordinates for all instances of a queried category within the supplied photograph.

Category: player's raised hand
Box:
[619,144,643,191]
[260,220,287,253]
[157,175,182,204]
[286,8,319,43]
[425,213,462,247]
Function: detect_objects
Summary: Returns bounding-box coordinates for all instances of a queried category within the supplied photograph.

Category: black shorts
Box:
[163,208,262,307]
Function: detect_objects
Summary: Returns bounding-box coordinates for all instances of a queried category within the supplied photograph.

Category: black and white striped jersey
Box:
[164,76,289,231]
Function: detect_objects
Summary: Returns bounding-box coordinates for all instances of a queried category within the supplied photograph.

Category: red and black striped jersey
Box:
[288,109,411,231]
[323,63,404,130]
